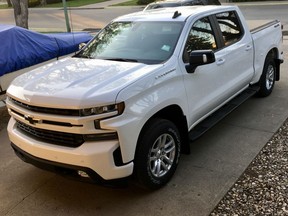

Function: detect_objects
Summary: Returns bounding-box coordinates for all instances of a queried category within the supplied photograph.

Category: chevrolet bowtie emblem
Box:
[24,115,41,125]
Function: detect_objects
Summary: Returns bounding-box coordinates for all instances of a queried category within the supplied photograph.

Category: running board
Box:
[189,86,260,141]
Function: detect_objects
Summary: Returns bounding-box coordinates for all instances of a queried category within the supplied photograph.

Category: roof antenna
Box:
[172,11,181,19]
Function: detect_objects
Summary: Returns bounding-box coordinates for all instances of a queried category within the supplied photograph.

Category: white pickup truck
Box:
[6,6,283,189]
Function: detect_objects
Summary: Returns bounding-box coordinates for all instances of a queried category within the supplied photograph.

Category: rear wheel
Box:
[134,119,181,190]
[257,57,276,97]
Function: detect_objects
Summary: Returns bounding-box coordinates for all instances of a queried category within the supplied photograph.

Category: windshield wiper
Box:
[105,58,138,62]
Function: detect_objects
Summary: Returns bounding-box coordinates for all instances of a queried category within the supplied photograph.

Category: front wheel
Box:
[257,57,276,97]
[134,119,181,190]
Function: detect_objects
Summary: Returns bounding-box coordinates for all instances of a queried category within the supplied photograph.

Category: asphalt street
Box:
[0,1,288,216]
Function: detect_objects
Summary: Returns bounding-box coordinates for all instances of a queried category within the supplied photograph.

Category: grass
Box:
[111,0,139,6]
[40,0,107,7]
[0,0,141,9]
[0,4,8,9]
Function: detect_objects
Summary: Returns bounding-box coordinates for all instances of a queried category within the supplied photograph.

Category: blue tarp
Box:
[0,24,93,76]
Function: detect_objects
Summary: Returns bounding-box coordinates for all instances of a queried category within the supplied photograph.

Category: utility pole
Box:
[62,0,71,32]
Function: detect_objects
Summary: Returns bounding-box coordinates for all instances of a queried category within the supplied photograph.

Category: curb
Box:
[0,93,6,108]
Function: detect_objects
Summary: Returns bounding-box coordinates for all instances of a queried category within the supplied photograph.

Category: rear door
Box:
[212,10,254,95]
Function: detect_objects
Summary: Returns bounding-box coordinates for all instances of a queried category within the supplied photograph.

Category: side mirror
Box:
[79,43,86,50]
[186,50,215,73]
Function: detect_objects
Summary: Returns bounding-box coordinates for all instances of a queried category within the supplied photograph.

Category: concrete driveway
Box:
[0,39,287,216]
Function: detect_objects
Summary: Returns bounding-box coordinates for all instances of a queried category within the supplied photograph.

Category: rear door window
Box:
[215,11,243,46]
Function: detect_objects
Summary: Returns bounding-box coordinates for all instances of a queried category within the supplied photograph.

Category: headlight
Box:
[80,102,125,117]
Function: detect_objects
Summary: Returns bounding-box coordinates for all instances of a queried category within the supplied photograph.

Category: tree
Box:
[11,0,29,29]
[6,0,12,7]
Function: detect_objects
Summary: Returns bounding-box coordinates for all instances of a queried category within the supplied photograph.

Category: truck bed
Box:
[248,19,282,84]
[247,19,279,33]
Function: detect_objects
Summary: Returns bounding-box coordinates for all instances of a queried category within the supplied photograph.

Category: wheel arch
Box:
[267,47,281,81]
[137,105,190,155]
[256,48,278,97]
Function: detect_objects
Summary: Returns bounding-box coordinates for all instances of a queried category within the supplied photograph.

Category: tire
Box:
[134,119,181,190]
[257,57,276,97]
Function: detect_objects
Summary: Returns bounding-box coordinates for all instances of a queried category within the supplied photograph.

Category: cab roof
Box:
[114,5,237,22]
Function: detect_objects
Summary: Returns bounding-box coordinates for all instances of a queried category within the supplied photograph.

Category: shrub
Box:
[137,0,154,5]
[29,0,40,7]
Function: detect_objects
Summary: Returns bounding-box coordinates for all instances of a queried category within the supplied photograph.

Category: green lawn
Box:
[39,0,107,7]
[112,0,139,6]
[0,4,8,9]
[0,0,109,9]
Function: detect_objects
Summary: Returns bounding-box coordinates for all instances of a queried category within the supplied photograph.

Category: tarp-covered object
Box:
[0,24,93,76]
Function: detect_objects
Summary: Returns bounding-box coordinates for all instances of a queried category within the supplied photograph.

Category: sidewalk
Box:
[77,0,288,34]
[79,0,134,8]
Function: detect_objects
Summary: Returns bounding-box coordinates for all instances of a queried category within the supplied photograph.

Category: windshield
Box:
[77,21,184,64]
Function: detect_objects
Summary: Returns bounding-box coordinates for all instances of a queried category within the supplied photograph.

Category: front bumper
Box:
[8,118,134,181]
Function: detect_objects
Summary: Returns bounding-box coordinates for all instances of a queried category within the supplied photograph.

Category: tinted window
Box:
[215,11,243,46]
[183,17,217,63]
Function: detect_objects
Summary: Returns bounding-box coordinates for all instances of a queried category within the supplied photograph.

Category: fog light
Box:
[84,132,118,141]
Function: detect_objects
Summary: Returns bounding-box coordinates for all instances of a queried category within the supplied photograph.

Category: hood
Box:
[7,57,162,108]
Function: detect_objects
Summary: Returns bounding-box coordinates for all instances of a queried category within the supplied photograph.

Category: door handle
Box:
[217,58,225,65]
[245,45,252,51]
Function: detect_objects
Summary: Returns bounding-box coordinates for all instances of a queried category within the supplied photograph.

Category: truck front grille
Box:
[10,97,80,116]
[16,121,84,147]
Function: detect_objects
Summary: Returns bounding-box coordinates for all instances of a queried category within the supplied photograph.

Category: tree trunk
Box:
[6,0,12,7]
[11,0,29,29]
